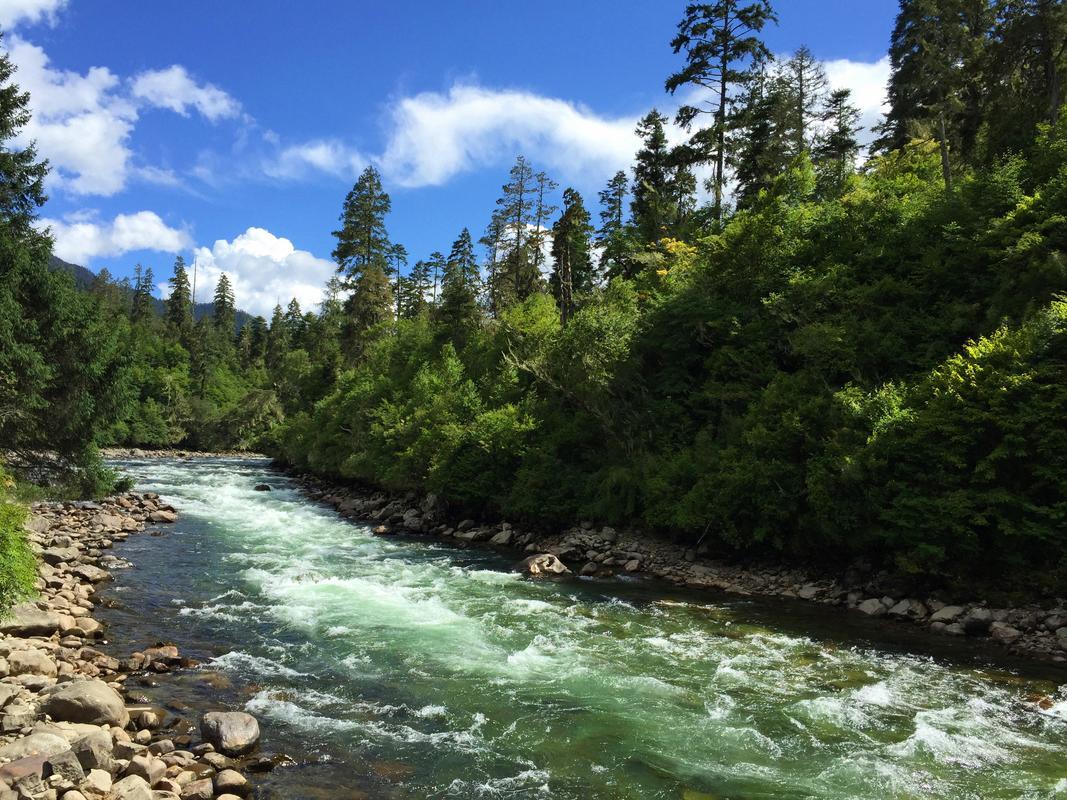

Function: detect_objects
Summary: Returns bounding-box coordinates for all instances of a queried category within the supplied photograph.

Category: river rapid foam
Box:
[99,457,1067,799]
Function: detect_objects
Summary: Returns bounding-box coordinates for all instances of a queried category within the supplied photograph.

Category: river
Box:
[96,457,1067,799]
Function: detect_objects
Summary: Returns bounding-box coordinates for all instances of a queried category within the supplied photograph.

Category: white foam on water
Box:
[209,650,307,679]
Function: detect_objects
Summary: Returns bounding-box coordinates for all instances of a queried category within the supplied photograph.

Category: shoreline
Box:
[289,471,1067,666]
[0,492,262,799]
[102,448,1067,662]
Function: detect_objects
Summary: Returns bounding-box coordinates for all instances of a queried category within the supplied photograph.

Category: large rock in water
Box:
[40,679,129,727]
[515,554,571,577]
[200,711,260,755]
[0,603,62,636]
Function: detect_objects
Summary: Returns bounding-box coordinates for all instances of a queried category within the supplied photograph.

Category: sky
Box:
[1,0,899,317]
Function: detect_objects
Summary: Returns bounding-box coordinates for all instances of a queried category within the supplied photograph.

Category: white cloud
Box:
[185,227,334,317]
[0,0,66,28]
[39,210,193,264]
[5,35,137,195]
[823,56,891,144]
[377,83,641,188]
[262,139,366,180]
[130,65,241,122]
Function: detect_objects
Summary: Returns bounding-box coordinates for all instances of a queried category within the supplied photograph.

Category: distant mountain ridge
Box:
[47,255,255,326]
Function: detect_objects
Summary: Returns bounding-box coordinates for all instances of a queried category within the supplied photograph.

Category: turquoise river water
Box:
[97,457,1067,799]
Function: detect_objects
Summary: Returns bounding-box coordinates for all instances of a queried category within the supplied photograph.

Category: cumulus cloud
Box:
[0,0,67,28]
[185,227,334,317]
[5,35,137,195]
[2,36,244,196]
[39,210,193,264]
[377,83,641,188]
[130,65,241,122]
[823,56,891,144]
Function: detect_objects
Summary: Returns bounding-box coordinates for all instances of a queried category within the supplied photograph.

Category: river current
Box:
[97,457,1067,799]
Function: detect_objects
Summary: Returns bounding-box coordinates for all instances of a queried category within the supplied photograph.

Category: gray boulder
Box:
[0,731,69,761]
[0,604,61,636]
[40,679,129,726]
[200,711,260,756]
[110,774,153,800]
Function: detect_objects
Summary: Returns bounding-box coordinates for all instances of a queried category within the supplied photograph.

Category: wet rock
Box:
[963,608,993,636]
[148,510,177,524]
[40,679,129,727]
[199,711,260,756]
[181,777,214,799]
[515,554,571,577]
[579,562,598,576]
[489,530,514,546]
[125,753,165,786]
[253,484,271,492]
[71,564,110,584]
[990,622,1022,644]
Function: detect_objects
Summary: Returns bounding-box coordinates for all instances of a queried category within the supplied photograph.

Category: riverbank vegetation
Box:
[2,1,1066,595]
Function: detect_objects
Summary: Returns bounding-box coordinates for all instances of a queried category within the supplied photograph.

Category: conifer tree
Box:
[813,88,862,197]
[665,0,777,222]
[212,273,236,336]
[631,110,675,245]
[332,166,392,283]
[780,45,829,152]
[494,156,542,301]
[131,264,156,324]
[597,171,630,278]
[284,298,305,346]
[550,188,595,325]
[438,228,481,346]
[165,256,193,341]
[0,33,47,242]
[530,170,559,279]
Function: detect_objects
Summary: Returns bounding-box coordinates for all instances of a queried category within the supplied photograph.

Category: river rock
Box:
[963,608,993,636]
[72,564,110,583]
[7,648,57,677]
[149,510,177,523]
[41,546,80,565]
[182,777,214,799]
[857,598,887,616]
[125,753,165,785]
[0,731,69,761]
[214,768,250,796]
[44,748,85,783]
[515,554,571,577]
[0,604,61,636]
[929,605,965,623]
[200,711,260,755]
[110,774,153,800]
[253,484,271,492]
[40,679,129,727]
[489,530,514,546]
[71,729,113,771]
[990,622,1022,644]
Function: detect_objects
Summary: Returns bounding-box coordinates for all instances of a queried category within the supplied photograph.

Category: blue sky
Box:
[2,0,898,316]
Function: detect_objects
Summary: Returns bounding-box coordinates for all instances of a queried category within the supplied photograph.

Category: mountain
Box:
[47,255,257,327]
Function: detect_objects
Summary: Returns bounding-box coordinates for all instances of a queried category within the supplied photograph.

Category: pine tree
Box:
[343,264,393,356]
[597,171,630,278]
[874,0,994,189]
[530,170,559,280]
[401,260,432,319]
[813,88,862,198]
[212,273,236,336]
[479,215,506,316]
[131,264,156,324]
[665,0,777,222]
[438,228,481,346]
[266,304,288,369]
[550,188,596,325]
[284,298,305,346]
[389,243,408,321]
[165,256,193,340]
[631,110,675,245]
[332,166,392,283]
[494,156,542,302]
[731,61,793,207]
[0,34,47,241]
[779,46,829,152]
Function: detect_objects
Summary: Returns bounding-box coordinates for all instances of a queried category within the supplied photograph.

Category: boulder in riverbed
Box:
[200,711,260,755]
[0,604,62,636]
[253,484,271,492]
[40,679,129,727]
[515,554,571,577]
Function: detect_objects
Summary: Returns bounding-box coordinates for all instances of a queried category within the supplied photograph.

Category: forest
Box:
[2,0,1066,598]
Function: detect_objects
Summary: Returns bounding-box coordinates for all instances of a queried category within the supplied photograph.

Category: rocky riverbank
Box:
[293,474,1067,664]
[0,494,263,800]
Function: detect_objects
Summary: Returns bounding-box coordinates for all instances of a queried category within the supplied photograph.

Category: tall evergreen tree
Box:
[665,0,777,222]
[284,298,305,346]
[130,264,155,324]
[813,88,862,197]
[631,110,676,245]
[0,33,47,242]
[389,243,409,320]
[332,166,392,283]
[212,273,236,336]
[550,188,595,325]
[438,228,481,345]
[779,45,829,152]
[530,170,559,279]
[494,156,542,302]
[165,256,193,340]
[266,304,288,369]
[597,171,630,278]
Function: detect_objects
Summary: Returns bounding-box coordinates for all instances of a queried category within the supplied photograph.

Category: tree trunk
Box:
[938,110,953,191]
